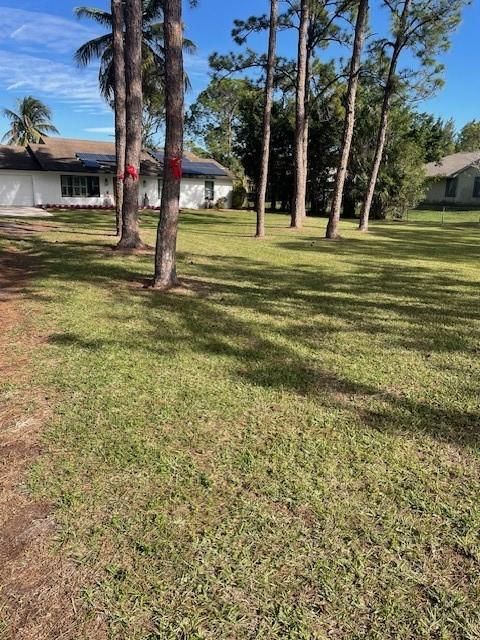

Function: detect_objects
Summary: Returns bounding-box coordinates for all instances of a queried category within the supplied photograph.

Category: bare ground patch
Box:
[0,243,106,639]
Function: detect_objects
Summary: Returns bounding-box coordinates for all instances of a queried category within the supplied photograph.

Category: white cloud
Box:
[0,6,108,113]
[84,127,115,134]
[184,52,211,79]
[184,51,211,104]
[0,49,108,112]
[0,7,211,115]
[0,7,102,55]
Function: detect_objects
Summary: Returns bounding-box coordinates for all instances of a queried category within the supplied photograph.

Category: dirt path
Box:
[0,241,105,639]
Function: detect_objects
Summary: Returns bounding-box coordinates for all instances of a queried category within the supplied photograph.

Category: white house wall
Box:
[0,171,34,206]
[144,176,233,209]
[209,178,233,208]
[32,172,116,207]
[0,171,233,210]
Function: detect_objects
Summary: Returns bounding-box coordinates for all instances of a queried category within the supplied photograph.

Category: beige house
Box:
[424,151,480,206]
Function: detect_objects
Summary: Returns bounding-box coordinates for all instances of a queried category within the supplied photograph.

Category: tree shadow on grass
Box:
[276,222,480,265]
[10,221,480,451]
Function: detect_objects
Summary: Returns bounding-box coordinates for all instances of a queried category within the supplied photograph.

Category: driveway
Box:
[0,206,53,218]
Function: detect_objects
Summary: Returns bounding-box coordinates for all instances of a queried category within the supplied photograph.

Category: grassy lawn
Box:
[407,209,480,225]
[4,209,480,638]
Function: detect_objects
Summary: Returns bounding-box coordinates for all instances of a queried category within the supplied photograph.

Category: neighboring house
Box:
[424,151,480,206]
[0,137,233,209]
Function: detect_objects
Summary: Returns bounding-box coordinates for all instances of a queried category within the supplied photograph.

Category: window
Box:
[61,175,100,198]
[158,179,163,199]
[205,180,214,201]
[473,177,480,198]
[444,177,457,198]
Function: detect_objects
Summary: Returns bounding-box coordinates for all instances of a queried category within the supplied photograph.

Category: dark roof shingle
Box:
[28,137,161,176]
[0,137,231,179]
[0,145,41,171]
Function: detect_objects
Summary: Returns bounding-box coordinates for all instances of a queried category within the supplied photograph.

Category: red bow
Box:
[118,166,139,182]
[169,156,182,180]
[125,165,139,181]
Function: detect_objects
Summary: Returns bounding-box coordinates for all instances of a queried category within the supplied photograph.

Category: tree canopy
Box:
[2,96,59,146]
[456,120,480,152]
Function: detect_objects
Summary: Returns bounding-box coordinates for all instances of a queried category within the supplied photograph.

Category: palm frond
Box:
[74,6,113,27]
[75,1,197,106]
[37,123,60,135]
[2,96,58,146]
[2,130,15,144]
[182,37,197,55]
[99,51,115,101]
[144,21,165,39]
[144,22,196,54]
[19,96,53,120]
[2,108,21,122]
[74,33,112,66]
[143,0,164,23]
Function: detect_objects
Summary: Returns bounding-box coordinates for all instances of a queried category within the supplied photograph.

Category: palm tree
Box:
[2,96,59,146]
[74,0,195,102]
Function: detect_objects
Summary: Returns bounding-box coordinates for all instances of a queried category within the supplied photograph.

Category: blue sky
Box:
[0,0,477,142]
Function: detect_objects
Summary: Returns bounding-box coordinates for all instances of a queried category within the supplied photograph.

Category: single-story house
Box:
[0,137,233,209]
[423,151,480,206]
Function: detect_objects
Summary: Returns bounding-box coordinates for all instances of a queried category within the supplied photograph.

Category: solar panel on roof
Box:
[150,150,164,163]
[77,152,116,163]
[184,162,229,177]
[147,149,229,176]
[76,152,116,170]
[80,159,99,169]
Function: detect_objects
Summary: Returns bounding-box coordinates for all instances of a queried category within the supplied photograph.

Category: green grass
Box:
[407,209,480,225]
[7,208,480,638]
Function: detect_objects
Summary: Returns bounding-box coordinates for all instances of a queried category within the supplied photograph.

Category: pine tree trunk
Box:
[301,46,312,220]
[291,0,309,229]
[256,0,278,239]
[117,0,143,249]
[358,0,411,232]
[302,111,309,219]
[112,0,126,237]
[358,92,390,231]
[326,0,369,239]
[153,0,184,289]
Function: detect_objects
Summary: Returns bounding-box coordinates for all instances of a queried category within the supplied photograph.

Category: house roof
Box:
[425,151,480,178]
[28,137,160,176]
[0,137,232,179]
[148,150,232,178]
[0,145,41,171]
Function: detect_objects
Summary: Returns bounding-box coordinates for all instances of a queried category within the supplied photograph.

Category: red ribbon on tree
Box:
[168,156,182,180]
[125,165,139,181]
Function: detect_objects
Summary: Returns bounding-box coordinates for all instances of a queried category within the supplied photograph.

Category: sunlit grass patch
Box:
[9,208,480,638]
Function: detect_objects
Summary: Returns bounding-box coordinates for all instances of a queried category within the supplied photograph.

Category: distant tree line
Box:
[187,0,470,238]
[187,76,458,222]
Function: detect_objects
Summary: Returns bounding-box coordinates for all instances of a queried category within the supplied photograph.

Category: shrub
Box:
[232,184,247,209]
